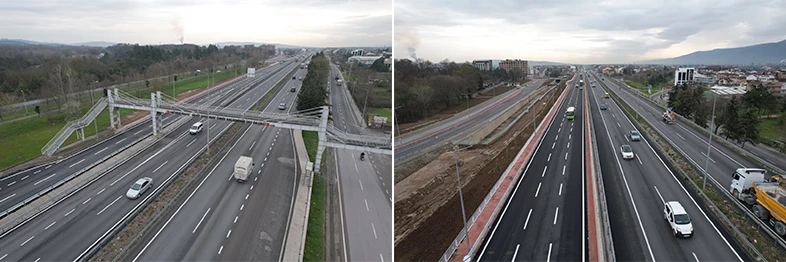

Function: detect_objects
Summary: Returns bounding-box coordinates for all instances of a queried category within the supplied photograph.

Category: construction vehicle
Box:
[662,108,676,124]
[730,168,786,236]
[233,156,254,183]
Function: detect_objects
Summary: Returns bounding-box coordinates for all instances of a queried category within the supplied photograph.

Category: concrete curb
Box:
[444,77,572,261]
[283,129,314,262]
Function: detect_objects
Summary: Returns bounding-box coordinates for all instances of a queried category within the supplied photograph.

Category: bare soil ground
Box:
[394,85,560,260]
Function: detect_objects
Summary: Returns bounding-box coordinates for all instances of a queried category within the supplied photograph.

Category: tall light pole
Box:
[703,90,718,192]
[362,86,370,125]
[19,89,27,114]
[394,105,403,141]
[451,142,472,262]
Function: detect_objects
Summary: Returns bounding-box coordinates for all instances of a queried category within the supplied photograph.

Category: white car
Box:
[127,177,153,199]
[189,122,204,135]
[620,145,634,160]
[664,201,693,238]
[278,103,286,110]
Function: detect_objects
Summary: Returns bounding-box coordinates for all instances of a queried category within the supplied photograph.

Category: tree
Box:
[0,92,19,121]
[34,105,40,116]
[720,98,740,141]
[370,57,387,72]
[738,109,760,148]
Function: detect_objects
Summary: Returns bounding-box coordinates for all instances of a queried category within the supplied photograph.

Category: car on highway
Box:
[629,130,641,141]
[127,177,153,199]
[292,76,296,80]
[290,87,296,92]
[604,92,609,98]
[600,103,608,110]
[189,122,204,135]
[620,145,634,159]
[278,102,286,110]
[664,201,693,238]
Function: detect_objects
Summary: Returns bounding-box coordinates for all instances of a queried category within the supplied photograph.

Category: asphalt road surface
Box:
[395,80,544,162]
[128,60,304,261]
[587,72,746,261]
[475,74,586,261]
[329,63,392,261]
[0,59,298,261]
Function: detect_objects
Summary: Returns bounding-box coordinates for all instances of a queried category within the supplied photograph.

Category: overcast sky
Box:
[0,0,391,47]
[395,0,786,64]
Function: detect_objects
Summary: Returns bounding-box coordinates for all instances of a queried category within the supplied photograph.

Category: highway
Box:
[395,79,544,162]
[586,72,746,261]
[329,63,392,261]
[0,63,284,214]
[127,59,303,261]
[475,74,586,261]
[0,59,299,261]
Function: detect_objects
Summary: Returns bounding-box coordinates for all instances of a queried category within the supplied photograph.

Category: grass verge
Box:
[759,118,785,141]
[303,175,325,261]
[303,131,318,162]
[367,108,391,120]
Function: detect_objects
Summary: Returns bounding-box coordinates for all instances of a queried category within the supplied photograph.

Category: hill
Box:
[641,39,786,65]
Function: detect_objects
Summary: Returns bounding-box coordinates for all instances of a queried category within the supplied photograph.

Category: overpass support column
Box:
[151,93,158,137]
[314,106,329,173]
[156,91,164,128]
[114,89,122,127]
[108,89,115,129]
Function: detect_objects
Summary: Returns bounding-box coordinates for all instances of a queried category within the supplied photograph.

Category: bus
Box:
[566,106,576,120]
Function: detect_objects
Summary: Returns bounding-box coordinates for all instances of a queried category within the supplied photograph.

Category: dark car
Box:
[600,103,608,110]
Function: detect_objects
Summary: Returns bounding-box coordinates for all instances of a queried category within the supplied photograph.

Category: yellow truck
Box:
[730,168,786,236]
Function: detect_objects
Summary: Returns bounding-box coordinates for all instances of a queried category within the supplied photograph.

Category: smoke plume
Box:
[172,18,184,44]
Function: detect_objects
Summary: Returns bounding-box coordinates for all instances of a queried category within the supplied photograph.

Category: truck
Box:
[662,108,676,124]
[730,168,786,236]
[233,156,254,183]
[300,63,306,69]
[337,79,343,86]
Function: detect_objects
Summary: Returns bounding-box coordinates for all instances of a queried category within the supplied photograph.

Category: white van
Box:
[664,201,693,238]
[189,122,204,135]
[233,156,254,183]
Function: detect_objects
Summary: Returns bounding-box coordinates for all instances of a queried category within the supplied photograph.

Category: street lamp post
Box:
[362,86,370,125]
[451,143,472,261]
[20,90,27,114]
[394,105,403,140]
[703,91,718,192]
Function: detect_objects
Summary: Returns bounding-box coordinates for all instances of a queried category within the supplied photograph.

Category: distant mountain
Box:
[641,39,786,65]
[0,38,67,46]
[72,41,116,47]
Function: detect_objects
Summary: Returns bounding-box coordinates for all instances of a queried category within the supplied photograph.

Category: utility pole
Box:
[703,91,718,192]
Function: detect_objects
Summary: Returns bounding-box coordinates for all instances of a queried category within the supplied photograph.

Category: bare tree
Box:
[410,82,434,117]
[0,92,20,121]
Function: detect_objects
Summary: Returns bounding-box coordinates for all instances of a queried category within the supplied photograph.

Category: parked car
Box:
[664,201,693,238]
[629,130,641,141]
[278,103,286,110]
[620,145,634,159]
[127,177,153,199]
[189,122,204,135]
[600,103,608,110]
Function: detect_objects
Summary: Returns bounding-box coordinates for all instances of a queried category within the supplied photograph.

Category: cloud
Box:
[395,0,786,63]
[0,0,390,47]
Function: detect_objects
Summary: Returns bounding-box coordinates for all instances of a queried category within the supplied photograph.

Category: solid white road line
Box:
[523,209,533,229]
[193,208,211,233]
[535,182,542,197]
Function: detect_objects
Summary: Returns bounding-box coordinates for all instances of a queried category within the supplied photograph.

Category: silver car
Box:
[127,177,153,199]
[620,145,634,160]
[278,103,286,110]
[629,130,641,141]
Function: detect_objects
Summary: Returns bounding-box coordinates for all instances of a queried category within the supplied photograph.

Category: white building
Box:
[674,67,695,86]
[694,72,716,85]
[351,49,364,56]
